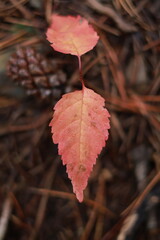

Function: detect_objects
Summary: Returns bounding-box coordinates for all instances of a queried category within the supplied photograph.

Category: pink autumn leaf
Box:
[50,86,110,202]
[46,14,99,56]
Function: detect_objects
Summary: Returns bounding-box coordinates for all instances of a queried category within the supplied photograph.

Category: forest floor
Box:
[0,0,160,240]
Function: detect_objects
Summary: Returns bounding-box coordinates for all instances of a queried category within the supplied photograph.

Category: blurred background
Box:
[0,0,160,239]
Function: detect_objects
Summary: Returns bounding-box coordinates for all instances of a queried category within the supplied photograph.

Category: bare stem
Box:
[78,55,85,89]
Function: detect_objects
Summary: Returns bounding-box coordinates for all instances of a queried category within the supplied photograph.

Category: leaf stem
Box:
[78,55,85,89]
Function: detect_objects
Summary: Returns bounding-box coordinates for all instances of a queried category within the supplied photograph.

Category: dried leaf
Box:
[46,14,99,56]
[50,86,110,201]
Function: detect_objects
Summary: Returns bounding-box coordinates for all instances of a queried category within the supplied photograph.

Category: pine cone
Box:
[7,47,67,99]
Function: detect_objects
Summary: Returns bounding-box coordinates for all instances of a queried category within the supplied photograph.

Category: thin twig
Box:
[87,0,137,32]
[0,111,52,136]
[0,196,12,240]
[29,187,116,218]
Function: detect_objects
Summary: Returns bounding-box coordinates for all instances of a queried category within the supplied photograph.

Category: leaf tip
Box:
[75,191,83,202]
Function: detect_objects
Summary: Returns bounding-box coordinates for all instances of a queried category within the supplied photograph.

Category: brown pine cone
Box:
[7,47,67,99]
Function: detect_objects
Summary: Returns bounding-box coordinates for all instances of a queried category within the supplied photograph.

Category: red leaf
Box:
[50,86,110,202]
[46,14,99,56]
